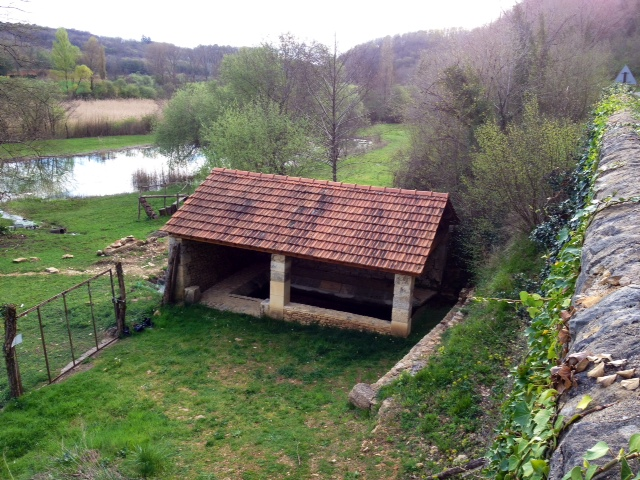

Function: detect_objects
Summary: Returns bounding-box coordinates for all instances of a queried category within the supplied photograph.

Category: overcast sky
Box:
[9,0,519,50]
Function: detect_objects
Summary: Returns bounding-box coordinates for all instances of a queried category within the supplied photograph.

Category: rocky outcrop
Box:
[549,111,640,479]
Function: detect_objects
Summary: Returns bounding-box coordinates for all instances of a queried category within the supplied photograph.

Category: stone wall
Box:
[417,226,451,289]
[172,237,268,301]
[549,111,640,479]
[282,302,392,335]
[291,258,395,305]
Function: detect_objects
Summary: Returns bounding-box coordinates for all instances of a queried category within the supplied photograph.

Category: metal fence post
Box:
[3,304,24,398]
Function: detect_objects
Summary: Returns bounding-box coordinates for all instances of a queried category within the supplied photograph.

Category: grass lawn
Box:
[0,125,539,478]
[0,290,451,479]
[0,125,457,479]
[303,124,409,187]
[0,135,154,161]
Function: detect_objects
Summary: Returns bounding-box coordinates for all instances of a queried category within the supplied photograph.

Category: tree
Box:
[204,99,317,175]
[220,35,312,116]
[366,36,396,122]
[154,81,232,162]
[145,42,183,88]
[465,97,580,233]
[82,36,106,88]
[304,40,373,181]
[397,60,489,200]
[0,77,64,144]
[72,64,93,96]
[51,28,80,94]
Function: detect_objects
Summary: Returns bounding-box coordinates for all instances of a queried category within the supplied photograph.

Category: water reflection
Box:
[0,157,75,200]
[0,147,204,199]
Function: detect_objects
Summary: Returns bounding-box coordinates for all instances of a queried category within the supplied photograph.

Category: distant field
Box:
[304,124,409,187]
[65,99,164,124]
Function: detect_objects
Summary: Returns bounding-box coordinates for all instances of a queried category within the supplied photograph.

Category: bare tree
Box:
[82,36,106,87]
[305,39,374,181]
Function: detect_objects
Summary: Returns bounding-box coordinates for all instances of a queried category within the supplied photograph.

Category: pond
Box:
[0,148,205,200]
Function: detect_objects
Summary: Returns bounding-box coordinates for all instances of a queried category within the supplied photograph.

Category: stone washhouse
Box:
[161,168,458,337]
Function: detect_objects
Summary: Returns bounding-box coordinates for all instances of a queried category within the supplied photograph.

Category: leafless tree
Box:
[304,39,375,181]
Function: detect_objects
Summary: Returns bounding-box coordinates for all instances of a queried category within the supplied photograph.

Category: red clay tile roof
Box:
[162,169,457,275]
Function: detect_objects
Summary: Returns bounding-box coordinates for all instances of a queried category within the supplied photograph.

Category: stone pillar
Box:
[269,254,291,320]
[391,274,415,337]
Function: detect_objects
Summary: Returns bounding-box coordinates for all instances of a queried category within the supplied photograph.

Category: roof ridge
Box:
[212,168,447,197]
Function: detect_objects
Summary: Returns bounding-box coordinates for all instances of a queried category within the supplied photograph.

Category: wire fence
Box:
[1,266,125,406]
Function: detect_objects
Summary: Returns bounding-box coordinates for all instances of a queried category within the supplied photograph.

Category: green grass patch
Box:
[0,303,451,479]
[0,135,154,160]
[378,236,544,476]
[303,124,408,186]
[0,192,168,279]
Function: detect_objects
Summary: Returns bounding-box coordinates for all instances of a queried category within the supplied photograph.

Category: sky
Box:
[8,0,520,50]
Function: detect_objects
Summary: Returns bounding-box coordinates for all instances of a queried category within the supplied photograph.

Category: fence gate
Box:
[2,263,126,404]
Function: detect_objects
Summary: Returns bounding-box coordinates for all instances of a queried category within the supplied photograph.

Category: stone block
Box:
[392,307,412,323]
[184,286,201,305]
[349,383,377,409]
[271,271,288,283]
[392,294,412,309]
[270,280,290,299]
[390,321,410,337]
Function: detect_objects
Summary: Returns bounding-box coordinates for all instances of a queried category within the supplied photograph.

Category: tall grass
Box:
[64,115,156,138]
[66,100,163,124]
[62,99,164,139]
[131,168,195,191]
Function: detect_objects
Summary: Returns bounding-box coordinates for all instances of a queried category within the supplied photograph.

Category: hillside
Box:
[0,22,237,79]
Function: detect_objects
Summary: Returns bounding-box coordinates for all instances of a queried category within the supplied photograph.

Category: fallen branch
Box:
[594,451,640,479]
[431,458,488,479]
[562,402,616,432]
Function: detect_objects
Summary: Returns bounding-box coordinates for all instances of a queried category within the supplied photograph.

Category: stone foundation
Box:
[283,302,391,335]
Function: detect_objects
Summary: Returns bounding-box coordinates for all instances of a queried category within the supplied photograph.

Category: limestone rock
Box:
[61,254,74,259]
[45,267,59,274]
[184,285,201,305]
[29,257,40,262]
[348,383,377,410]
[13,257,28,263]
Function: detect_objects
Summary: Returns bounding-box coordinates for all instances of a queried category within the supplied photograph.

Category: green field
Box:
[303,124,409,187]
[0,135,154,160]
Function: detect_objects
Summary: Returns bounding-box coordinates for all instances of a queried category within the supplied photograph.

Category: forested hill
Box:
[348,0,640,88]
[0,22,237,79]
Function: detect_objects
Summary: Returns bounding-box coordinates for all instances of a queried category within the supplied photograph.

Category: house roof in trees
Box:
[161,168,457,275]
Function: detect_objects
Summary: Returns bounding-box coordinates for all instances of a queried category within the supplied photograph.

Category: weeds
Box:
[378,236,543,476]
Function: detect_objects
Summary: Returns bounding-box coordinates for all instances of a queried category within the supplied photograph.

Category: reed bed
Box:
[132,168,195,191]
[65,99,163,123]
[62,99,164,138]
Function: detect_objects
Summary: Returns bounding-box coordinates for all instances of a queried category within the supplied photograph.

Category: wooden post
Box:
[137,197,141,221]
[162,241,180,305]
[115,262,127,337]
[3,304,24,398]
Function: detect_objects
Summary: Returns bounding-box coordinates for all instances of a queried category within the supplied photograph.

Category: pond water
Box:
[0,148,204,200]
